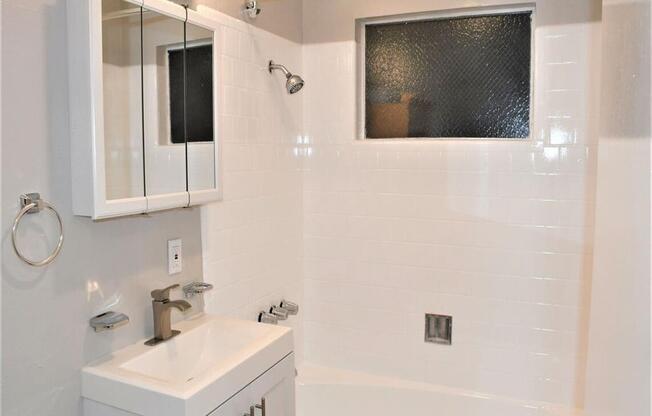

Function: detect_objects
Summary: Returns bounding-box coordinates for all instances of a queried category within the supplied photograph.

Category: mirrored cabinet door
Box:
[101,0,145,201]
[68,0,221,219]
[141,6,188,209]
[185,19,217,194]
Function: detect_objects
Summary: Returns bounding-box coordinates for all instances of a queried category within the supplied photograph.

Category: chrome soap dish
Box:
[90,311,130,332]
[183,282,214,298]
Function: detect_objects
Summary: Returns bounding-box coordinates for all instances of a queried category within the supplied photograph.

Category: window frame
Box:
[356,4,536,141]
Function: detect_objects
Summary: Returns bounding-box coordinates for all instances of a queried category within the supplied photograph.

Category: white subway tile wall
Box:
[302,6,600,408]
[197,0,601,408]
[199,12,304,362]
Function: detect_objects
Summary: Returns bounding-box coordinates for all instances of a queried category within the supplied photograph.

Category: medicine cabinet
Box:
[67,0,220,219]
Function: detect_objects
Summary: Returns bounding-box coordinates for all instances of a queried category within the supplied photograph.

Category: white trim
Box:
[358,4,535,26]
[187,9,222,200]
[68,0,147,218]
[142,0,185,21]
[158,40,182,147]
[189,189,220,206]
[356,4,536,141]
[93,0,147,217]
[90,0,106,214]
[146,192,189,212]
[210,20,222,201]
[186,7,219,32]
[97,197,148,219]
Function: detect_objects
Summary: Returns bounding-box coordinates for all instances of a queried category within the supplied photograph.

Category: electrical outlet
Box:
[168,239,182,275]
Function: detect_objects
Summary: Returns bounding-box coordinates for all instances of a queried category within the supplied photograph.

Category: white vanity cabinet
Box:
[83,353,296,416]
[81,315,295,416]
[67,0,221,219]
[208,354,296,416]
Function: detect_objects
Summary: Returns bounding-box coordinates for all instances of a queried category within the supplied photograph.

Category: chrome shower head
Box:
[286,74,305,94]
[268,60,305,94]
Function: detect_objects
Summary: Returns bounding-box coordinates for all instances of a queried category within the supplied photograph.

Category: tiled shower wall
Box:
[301,0,601,407]
[197,9,305,361]
[194,0,601,407]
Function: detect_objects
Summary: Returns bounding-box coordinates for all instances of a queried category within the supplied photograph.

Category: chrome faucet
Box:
[145,284,191,346]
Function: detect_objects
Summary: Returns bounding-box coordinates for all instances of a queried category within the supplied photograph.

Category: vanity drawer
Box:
[208,353,295,416]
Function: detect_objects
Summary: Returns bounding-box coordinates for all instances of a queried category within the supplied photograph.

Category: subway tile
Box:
[207,11,596,408]
[203,21,303,370]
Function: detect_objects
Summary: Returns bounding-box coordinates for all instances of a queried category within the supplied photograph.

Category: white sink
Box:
[82,314,293,416]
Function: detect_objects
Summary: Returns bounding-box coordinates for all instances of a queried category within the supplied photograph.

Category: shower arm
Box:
[269,61,291,78]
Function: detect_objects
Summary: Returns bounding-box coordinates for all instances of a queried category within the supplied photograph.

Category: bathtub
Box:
[296,364,582,416]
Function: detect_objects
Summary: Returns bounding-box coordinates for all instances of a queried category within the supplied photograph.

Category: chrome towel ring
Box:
[12,193,64,267]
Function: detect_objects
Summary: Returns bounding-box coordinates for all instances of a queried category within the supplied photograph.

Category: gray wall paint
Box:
[191,0,303,43]
[2,1,204,414]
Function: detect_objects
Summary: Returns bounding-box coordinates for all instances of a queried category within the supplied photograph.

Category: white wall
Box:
[197,7,305,362]
[584,1,651,415]
[191,0,303,44]
[302,0,601,407]
[1,1,205,415]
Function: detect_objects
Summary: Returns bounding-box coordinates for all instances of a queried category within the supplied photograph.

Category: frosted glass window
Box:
[364,12,532,139]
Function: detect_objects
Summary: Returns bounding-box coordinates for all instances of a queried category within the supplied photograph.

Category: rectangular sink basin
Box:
[82,314,293,416]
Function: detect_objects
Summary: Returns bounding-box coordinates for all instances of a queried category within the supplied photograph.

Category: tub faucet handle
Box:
[280,300,299,315]
[258,311,278,324]
[269,305,289,320]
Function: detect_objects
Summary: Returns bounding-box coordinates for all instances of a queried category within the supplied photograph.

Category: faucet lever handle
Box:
[151,284,179,301]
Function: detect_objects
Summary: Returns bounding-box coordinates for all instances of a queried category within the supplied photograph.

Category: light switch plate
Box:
[168,239,182,275]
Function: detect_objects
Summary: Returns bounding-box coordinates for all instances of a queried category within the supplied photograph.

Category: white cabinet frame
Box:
[67,0,221,220]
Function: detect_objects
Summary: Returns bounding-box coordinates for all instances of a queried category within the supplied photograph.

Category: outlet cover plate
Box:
[168,239,182,275]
